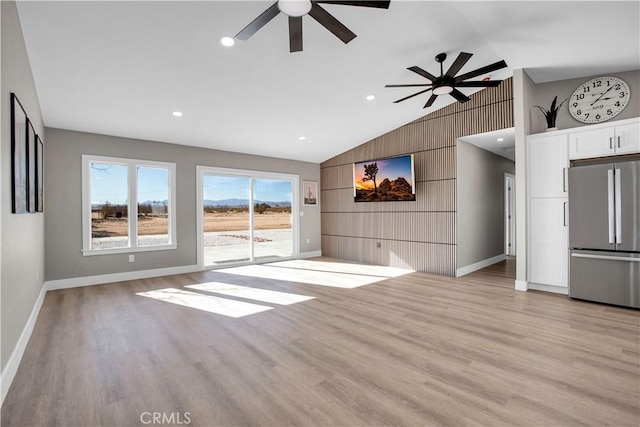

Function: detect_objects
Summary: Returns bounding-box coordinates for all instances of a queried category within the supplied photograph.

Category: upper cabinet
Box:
[528,133,568,198]
[569,118,639,160]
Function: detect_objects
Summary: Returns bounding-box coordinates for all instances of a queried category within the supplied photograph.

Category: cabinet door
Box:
[569,127,615,159]
[614,122,640,155]
[530,198,568,287]
[529,134,568,198]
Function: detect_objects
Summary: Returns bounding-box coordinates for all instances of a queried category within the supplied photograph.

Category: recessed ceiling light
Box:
[298,136,306,141]
[172,111,183,117]
[366,95,376,101]
[220,36,235,47]
[497,137,504,142]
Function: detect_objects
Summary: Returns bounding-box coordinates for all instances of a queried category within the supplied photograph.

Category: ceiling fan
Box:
[234,0,391,53]
[385,52,508,108]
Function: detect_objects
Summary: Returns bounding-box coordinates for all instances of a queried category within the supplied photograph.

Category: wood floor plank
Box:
[2,257,638,426]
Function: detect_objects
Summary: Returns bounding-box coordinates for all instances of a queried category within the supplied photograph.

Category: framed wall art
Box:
[303,181,318,206]
[36,134,44,212]
[27,119,37,212]
[11,93,28,214]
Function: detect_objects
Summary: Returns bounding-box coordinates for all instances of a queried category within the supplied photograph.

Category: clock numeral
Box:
[607,109,613,115]
[572,102,578,108]
[620,92,626,98]
[582,86,591,93]
[576,109,581,115]
[585,113,590,119]
[596,114,601,120]
[606,80,611,86]
[615,101,621,107]
[614,84,621,90]
[592,80,602,88]
[576,94,585,100]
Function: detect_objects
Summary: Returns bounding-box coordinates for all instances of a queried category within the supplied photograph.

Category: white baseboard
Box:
[515,279,528,292]
[528,283,569,295]
[45,264,200,291]
[1,283,47,407]
[456,254,506,277]
[299,250,322,259]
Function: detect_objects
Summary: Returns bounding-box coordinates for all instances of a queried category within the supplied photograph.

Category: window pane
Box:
[253,179,293,260]
[137,166,169,246]
[90,162,128,249]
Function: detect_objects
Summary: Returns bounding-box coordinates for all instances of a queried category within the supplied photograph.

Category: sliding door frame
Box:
[196,165,300,269]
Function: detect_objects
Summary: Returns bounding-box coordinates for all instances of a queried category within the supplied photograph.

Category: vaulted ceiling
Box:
[16,1,640,163]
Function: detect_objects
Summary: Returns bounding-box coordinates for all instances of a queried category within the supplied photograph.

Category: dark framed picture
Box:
[27,119,37,213]
[303,181,318,206]
[353,154,416,202]
[36,135,44,212]
[11,93,28,214]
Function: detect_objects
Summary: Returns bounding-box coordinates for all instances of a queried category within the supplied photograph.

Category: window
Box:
[82,155,176,255]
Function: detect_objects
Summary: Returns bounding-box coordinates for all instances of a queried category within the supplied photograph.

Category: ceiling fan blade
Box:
[393,88,433,104]
[455,60,508,83]
[235,2,281,41]
[385,84,432,88]
[309,3,357,44]
[424,94,438,108]
[446,52,473,77]
[289,16,303,52]
[455,80,503,87]
[407,66,437,82]
[449,89,470,103]
[316,1,391,8]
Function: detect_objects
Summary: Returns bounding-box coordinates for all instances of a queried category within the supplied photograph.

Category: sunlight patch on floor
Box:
[185,282,315,305]
[214,260,412,289]
[136,288,273,318]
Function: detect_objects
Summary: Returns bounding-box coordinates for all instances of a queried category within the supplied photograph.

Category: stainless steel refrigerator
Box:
[568,158,639,308]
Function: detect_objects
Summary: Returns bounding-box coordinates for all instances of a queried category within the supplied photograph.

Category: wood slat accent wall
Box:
[320,79,514,276]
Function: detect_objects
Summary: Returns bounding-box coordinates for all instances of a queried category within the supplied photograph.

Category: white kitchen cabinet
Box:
[529,198,568,287]
[569,118,639,159]
[528,133,568,198]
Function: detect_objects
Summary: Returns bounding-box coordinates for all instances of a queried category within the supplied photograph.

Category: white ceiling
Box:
[16,1,640,163]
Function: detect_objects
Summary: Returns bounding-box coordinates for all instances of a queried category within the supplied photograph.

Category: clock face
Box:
[569,77,630,123]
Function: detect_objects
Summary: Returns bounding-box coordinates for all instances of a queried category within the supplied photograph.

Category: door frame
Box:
[505,173,516,256]
[196,165,300,269]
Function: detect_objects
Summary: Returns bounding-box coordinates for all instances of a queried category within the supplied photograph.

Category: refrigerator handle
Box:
[608,169,615,244]
[617,136,621,149]
[609,137,613,149]
[562,167,566,192]
[615,168,622,243]
[563,202,567,226]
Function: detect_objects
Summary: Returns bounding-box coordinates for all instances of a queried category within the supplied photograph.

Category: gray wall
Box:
[1,0,46,372]
[529,69,640,134]
[457,140,514,269]
[321,81,514,276]
[44,128,321,281]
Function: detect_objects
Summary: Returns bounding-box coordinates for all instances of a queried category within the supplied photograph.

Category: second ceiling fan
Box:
[234,0,390,53]
[386,52,508,108]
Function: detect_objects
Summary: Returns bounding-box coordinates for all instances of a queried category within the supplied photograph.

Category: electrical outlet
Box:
[129,254,135,263]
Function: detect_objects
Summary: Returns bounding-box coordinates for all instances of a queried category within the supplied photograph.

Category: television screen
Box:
[353,154,416,202]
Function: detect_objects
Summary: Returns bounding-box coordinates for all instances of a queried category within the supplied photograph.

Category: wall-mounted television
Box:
[353,154,416,202]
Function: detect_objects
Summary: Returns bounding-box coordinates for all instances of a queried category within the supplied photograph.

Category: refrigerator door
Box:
[568,163,615,251]
[614,160,640,252]
[570,250,640,308]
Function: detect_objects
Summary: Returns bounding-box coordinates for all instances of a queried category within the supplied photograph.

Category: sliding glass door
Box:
[198,167,298,268]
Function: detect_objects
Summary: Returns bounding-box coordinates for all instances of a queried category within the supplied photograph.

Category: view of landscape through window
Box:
[203,175,293,265]
[90,161,170,249]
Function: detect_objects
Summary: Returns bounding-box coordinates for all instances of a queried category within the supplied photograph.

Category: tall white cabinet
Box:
[527,133,569,291]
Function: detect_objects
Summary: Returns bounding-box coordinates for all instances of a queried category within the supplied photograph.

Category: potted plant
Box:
[535,95,566,131]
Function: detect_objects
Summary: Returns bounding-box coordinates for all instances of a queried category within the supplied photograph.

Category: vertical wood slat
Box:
[320,79,514,275]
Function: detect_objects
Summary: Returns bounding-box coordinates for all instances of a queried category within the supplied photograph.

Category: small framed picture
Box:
[303,181,318,206]
[27,120,37,213]
[11,93,28,214]
[36,135,44,212]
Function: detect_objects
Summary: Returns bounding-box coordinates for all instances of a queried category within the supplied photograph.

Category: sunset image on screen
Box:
[353,155,415,202]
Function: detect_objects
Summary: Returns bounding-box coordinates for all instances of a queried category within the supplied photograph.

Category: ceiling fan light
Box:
[278,0,312,17]
[433,85,453,95]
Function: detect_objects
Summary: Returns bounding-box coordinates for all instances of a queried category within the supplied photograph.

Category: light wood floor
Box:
[3,257,639,426]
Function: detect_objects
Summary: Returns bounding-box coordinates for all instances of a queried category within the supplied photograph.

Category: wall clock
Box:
[569,76,630,123]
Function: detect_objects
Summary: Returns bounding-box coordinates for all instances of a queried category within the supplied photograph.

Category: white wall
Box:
[1,0,45,373]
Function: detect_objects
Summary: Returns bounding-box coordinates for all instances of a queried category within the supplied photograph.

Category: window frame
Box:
[82,154,177,256]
